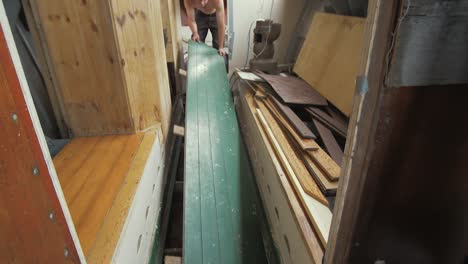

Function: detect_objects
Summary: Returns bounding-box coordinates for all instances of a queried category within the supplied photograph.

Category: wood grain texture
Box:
[257,73,327,106]
[27,0,171,136]
[269,95,316,139]
[307,107,348,137]
[238,87,324,263]
[307,147,341,182]
[302,153,339,195]
[294,12,365,116]
[53,133,145,258]
[257,108,327,206]
[386,0,468,86]
[325,0,400,262]
[109,0,172,135]
[0,22,80,262]
[260,98,319,151]
[252,100,332,248]
[313,119,343,165]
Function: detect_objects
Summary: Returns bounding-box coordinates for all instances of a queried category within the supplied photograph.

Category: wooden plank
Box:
[0,7,83,261]
[257,72,327,106]
[269,95,316,139]
[294,12,365,116]
[306,107,347,137]
[109,0,172,135]
[302,153,339,196]
[256,106,331,247]
[238,87,324,263]
[325,0,400,262]
[313,119,343,165]
[259,98,318,151]
[257,107,327,205]
[307,147,341,182]
[386,0,468,86]
[87,131,157,263]
[53,133,144,256]
[184,42,267,264]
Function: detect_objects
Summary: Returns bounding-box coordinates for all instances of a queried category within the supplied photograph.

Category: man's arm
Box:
[215,1,226,55]
[184,0,199,41]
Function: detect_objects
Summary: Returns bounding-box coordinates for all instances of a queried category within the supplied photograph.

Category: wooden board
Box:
[307,148,341,182]
[257,72,327,106]
[386,0,468,86]
[256,108,327,206]
[238,87,325,263]
[184,42,267,264]
[109,0,172,135]
[294,12,365,116]
[86,130,160,263]
[0,9,82,262]
[313,119,343,165]
[259,98,319,151]
[269,95,316,139]
[307,107,348,137]
[27,0,172,136]
[302,153,339,196]
[53,133,144,257]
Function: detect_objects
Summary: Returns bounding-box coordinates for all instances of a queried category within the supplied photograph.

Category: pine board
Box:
[294,12,365,116]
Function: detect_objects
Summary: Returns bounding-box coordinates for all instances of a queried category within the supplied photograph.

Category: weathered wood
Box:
[0,8,83,261]
[257,73,328,106]
[313,119,343,165]
[307,107,348,137]
[269,95,316,139]
[386,0,468,86]
[294,12,365,116]
[325,0,400,262]
[238,87,325,263]
[260,98,319,151]
[257,107,328,206]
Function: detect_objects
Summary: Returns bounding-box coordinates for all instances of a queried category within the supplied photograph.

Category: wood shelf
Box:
[53,128,163,263]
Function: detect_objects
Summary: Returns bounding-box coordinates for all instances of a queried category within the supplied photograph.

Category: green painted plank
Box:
[184,42,267,264]
[184,43,203,264]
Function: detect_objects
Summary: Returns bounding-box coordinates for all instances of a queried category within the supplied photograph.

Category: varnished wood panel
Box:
[53,133,145,257]
[0,23,80,262]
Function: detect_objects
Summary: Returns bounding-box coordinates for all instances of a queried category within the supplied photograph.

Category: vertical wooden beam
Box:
[0,3,84,261]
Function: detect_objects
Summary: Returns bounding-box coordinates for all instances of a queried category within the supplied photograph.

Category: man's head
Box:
[188,0,209,8]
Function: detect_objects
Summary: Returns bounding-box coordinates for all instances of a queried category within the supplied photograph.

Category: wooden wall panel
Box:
[27,0,172,137]
[0,15,82,262]
[30,0,134,136]
[109,0,172,136]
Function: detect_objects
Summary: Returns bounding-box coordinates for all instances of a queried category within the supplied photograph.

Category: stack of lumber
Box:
[240,72,347,197]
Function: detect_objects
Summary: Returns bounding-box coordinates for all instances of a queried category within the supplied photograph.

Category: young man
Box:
[184,0,226,56]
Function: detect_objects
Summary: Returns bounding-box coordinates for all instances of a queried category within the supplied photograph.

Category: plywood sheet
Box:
[313,119,343,165]
[294,12,365,116]
[257,73,327,106]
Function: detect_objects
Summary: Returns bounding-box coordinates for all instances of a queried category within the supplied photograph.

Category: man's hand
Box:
[218,48,227,56]
[192,32,200,42]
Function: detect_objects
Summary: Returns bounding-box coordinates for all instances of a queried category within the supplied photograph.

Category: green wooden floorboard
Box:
[184,42,268,264]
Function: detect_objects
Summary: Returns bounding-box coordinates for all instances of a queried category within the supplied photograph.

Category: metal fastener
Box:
[48,211,54,221]
[11,113,18,122]
[64,247,69,258]
[32,167,40,176]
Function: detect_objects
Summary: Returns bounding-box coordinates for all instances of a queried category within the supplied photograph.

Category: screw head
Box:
[48,211,54,221]
[64,247,69,258]
[32,167,40,176]
[11,113,18,122]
